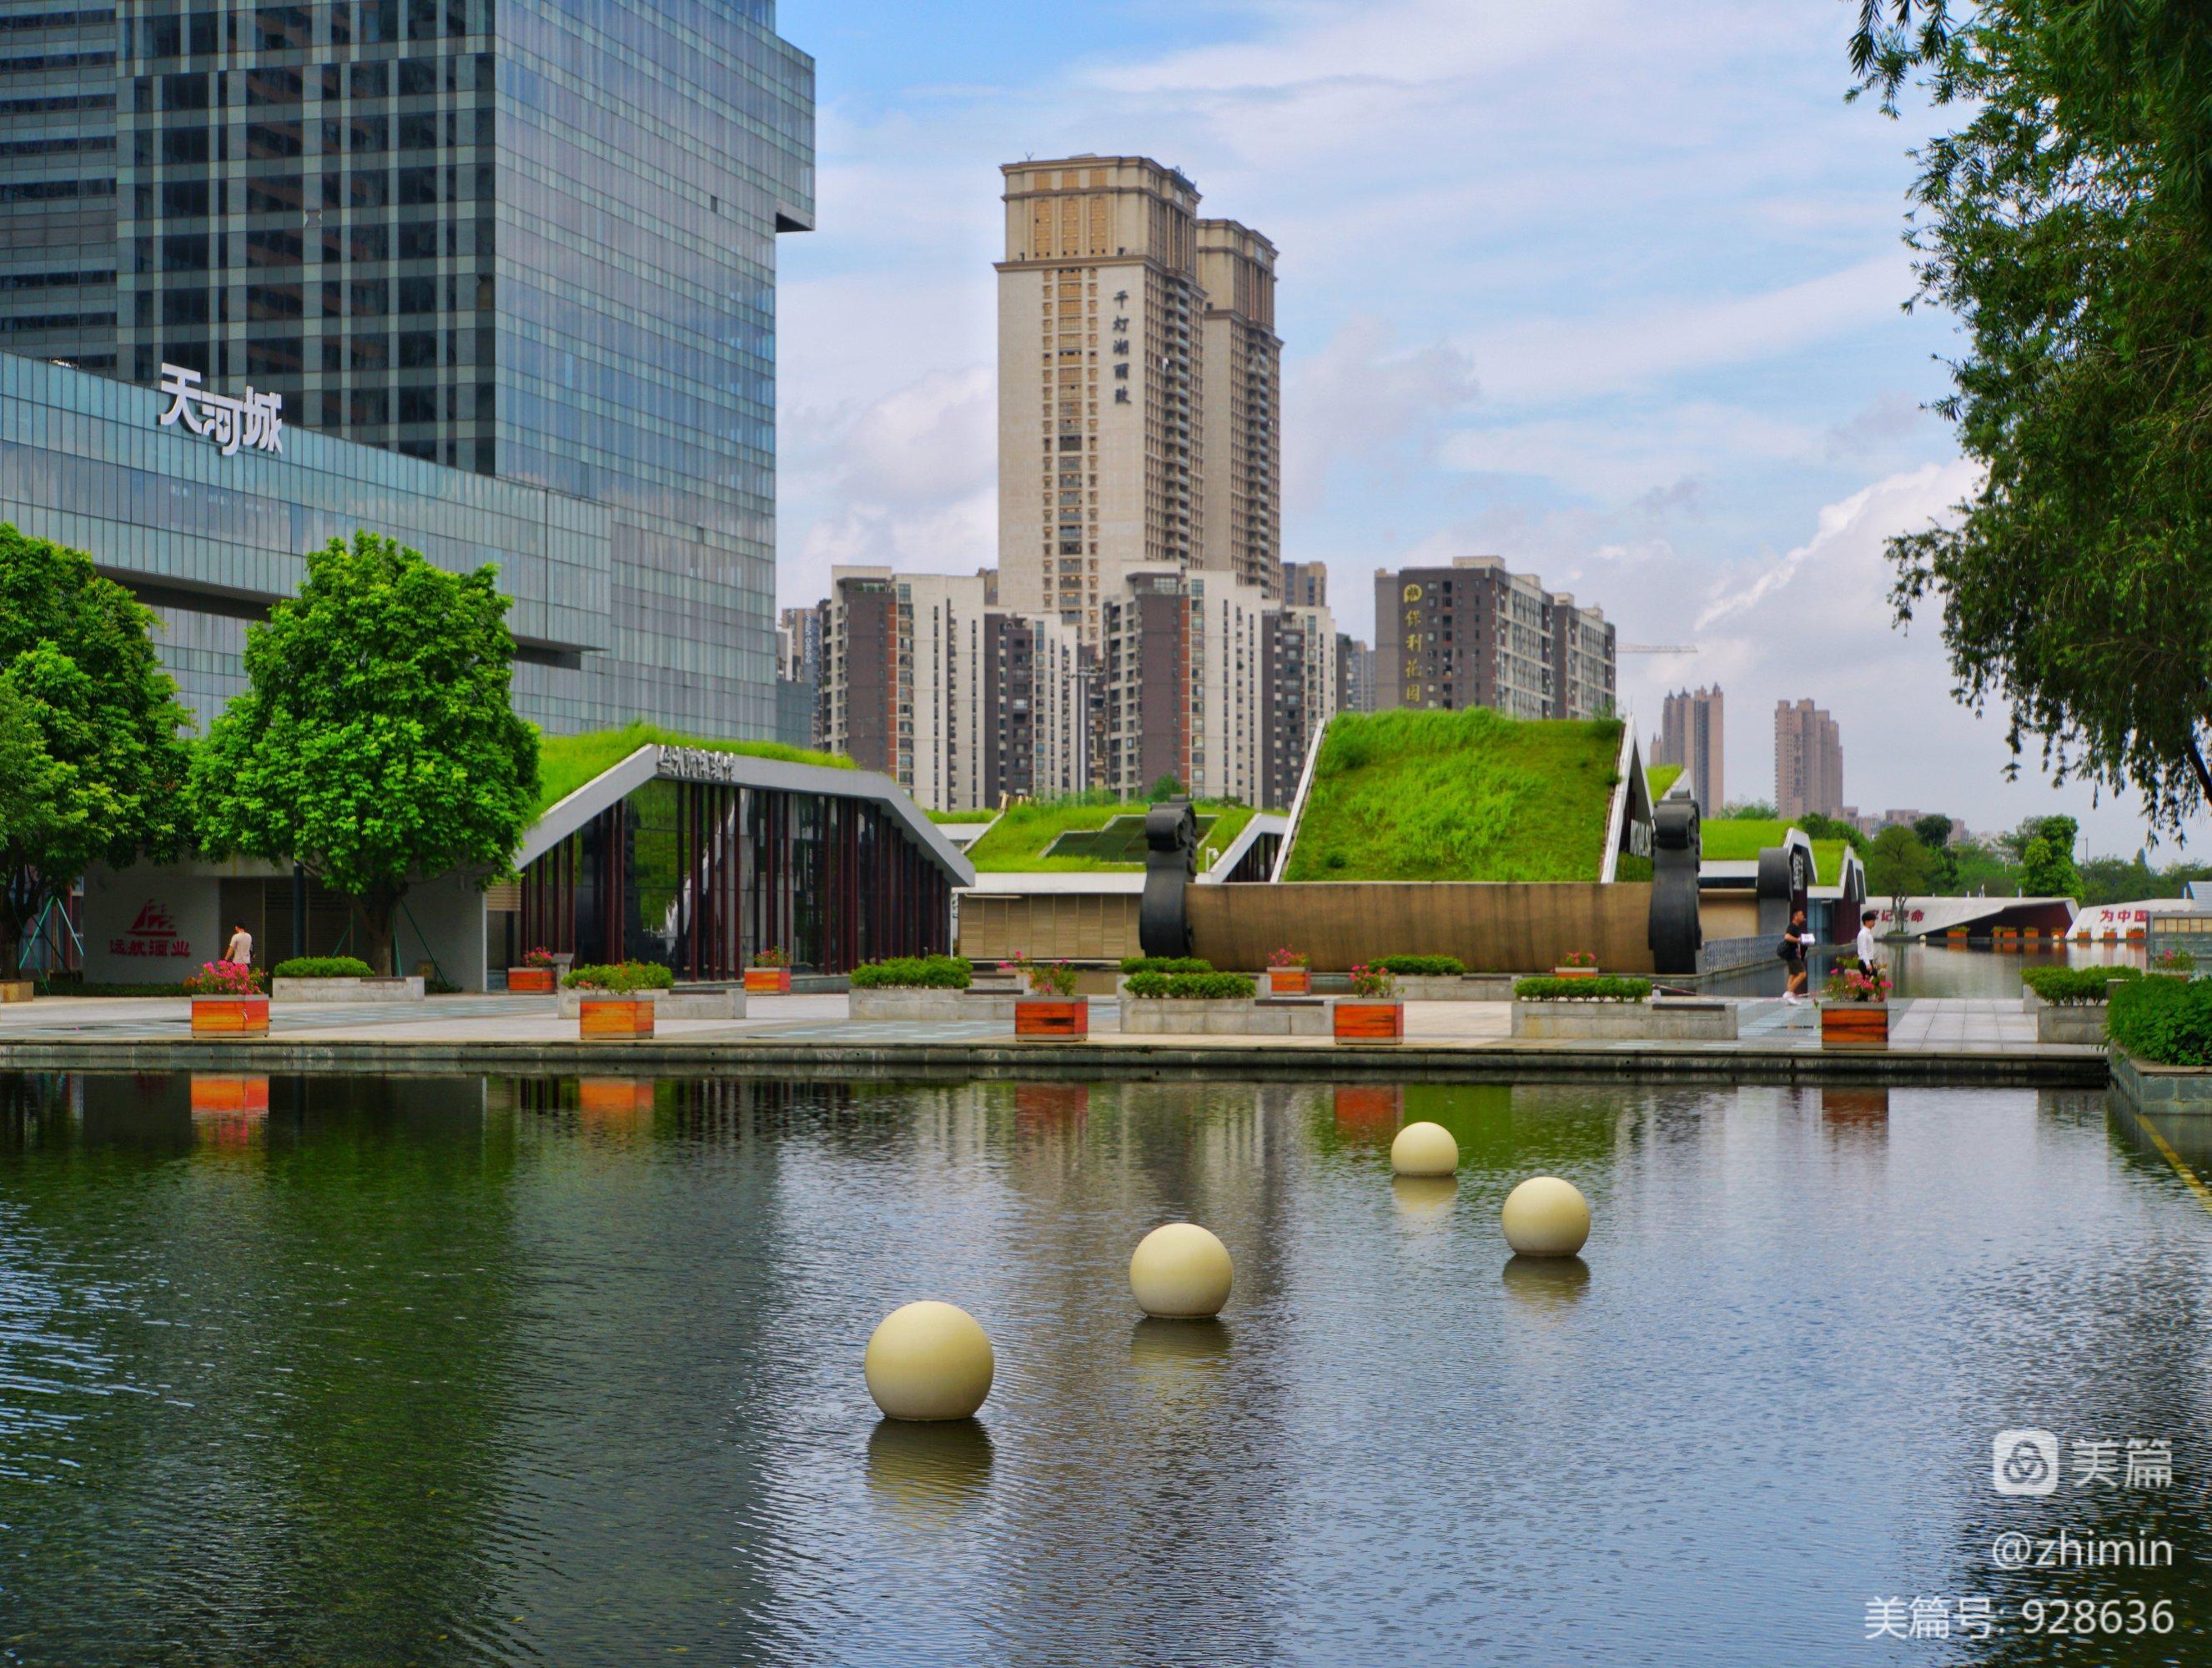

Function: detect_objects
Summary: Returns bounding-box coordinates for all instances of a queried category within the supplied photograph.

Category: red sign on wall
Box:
[110,899,192,958]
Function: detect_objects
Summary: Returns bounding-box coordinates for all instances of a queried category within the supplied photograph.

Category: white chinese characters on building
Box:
[156,363,284,457]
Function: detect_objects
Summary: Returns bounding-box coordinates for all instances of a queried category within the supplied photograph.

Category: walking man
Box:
[1779,907,1814,1005]
[224,921,254,967]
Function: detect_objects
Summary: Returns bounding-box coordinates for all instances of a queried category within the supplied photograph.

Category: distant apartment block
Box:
[1373,557,1617,720]
[1775,698,1845,821]
[1654,686,1725,811]
[1282,561,1328,609]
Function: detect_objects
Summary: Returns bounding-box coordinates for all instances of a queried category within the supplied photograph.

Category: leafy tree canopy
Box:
[192,530,540,971]
[1850,1,2212,828]
[1866,823,1938,912]
[2019,814,2082,897]
[0,525,190,969]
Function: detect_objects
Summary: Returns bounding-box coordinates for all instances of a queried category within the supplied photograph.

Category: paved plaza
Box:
[0,992,2069,1059]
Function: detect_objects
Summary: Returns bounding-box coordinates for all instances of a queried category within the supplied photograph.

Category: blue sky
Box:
[774,0,2205,858]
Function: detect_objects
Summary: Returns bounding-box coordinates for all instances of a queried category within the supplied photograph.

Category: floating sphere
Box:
[863,1301,994,1420]
[1390,1120,1460,1177]
[1129,1222,1233,1318]
[1501,1176,1591,1258]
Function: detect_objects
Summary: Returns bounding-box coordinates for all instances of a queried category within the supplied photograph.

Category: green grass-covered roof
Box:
[963,795,1260,873]
[1646,762,1684,798]
[1698,817,1848,884]
[1280,710,1626,883]
[535,723,853,817]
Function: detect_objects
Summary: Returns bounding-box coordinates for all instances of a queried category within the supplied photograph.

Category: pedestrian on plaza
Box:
[1779,907,1815,1005]
[224,922,254,967]
[1854,909,1883,983]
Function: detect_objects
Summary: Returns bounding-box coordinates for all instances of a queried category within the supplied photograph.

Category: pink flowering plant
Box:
[1008,953,1078,997]
[1268,946,1310,968]
[1346,962,1400,999]
[521,946,557,968]
[184,960,266,997]
[1562,950,1598,968]
[753,945,790,967]
[1823,960,1892,1003]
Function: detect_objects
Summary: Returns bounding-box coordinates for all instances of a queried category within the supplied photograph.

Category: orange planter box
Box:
[1551,966,1599,978]
[1015,997,1088,1037]
[508,966,556,993]
[1267,967,1311,995]
[1335,1000,1405,1042]
[1820,1002,1889,1050]
[191,997,269,1036]
[744,967,792,994]
[580,997,656,1038]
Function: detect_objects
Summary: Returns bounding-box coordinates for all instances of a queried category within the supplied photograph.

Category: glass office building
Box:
[0,0,812,734]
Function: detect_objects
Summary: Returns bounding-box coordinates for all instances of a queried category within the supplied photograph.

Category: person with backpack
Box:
[1778,907,1815,1004]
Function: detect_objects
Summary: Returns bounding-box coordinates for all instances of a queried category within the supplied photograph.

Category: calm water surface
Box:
[1707,939,2145,998]
[2,1071,2207,1666]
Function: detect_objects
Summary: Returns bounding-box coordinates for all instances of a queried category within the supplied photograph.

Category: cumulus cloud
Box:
[1283,318,1479,507]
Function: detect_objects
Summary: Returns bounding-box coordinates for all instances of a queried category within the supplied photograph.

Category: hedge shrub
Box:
[272,956,377,980]
[1119,956,1214,974]
[1125,971,1258,1000]
[2021,965,2142,1005]
[1374,954,1465,977]
[849,954,973,991]
[2108,976,2212,1066]
[1514,976,1651,1002]
[561,961,676,993]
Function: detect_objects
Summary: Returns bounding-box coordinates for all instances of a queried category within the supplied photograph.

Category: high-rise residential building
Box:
[1373,557,1616,720]
[0,0,813,736]
[1775,698,1845,821]
[778,605,823,687]
[1264,605,1338,806]
[979,610,1087,806]
[1282,561,1327,608]
[996,155,1203,640]
[1340,635,1376,714]
[1194,220,1279,600]
[1655,686,1724,810]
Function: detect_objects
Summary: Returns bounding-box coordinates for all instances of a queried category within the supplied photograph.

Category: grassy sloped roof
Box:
[1699,817,1847,884]
[1646,762,1684,797]
[1280,710,1626,882]
[535,722,854,817]
[963,794,1260,873]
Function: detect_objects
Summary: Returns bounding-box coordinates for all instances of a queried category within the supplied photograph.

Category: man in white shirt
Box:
[1854,910,1883,986]
[224,922,254,967]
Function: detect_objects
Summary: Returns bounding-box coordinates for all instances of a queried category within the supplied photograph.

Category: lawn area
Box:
[927,808,998,825]
[1699,817,1847,883]
[1280,710,1626,883]
[965,796,1260,872]
[535,723,853,816]
[1647,762,1683,797]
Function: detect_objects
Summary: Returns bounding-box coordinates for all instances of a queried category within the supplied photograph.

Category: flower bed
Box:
[849,954,972,991]
[270,954,425,1002]
[1513,976,1652,1002]
[1126,972,1258,1000]
[562,962,676,993]
[2021,965,2142,1005]
[186,960,269,1035]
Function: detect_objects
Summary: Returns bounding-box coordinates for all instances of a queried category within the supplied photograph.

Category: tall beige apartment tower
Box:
[1656,686,1725,811]
[1775,698,1845,821]
[1195,220,1282,600]
[998,156,1205,642]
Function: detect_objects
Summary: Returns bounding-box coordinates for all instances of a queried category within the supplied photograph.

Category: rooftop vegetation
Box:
[1646,762,1684,798]
[535,723,853,816]
[1280,710,1625,883]
[1697,818,1848,885]
[926,807,998,824]
[963,792,1259,873]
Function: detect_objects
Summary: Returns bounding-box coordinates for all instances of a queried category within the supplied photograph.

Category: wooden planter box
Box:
[1551,966,1599,978]
[1335,1000,1405,1043]
[579,995,656,1038]
[191,996,270,1036]
[508,966,556,993]
[1264,967,1311,996]
[0,977,33,1003]
[1014,997,1088,1038]
[1820,1001,1889,1050]
[744,967,792,994]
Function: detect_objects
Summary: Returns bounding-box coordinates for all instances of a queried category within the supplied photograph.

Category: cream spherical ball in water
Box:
[1129,1222,1233,1318]
[863,1301,995,1420]
[1390,1120,1459,1177]
[1500,1176,1591,1257]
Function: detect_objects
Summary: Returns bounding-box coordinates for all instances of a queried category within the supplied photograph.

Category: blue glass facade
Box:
[0,0,812,736]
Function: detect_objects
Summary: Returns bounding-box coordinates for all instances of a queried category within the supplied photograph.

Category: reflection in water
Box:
[1390,1174,1459,1218]
[1501,1254,1591,1309]
[863,1417,996,1525]
[2,1069,2209,1666]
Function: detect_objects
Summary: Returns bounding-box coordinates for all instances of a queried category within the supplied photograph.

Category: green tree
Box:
[1866,824,1938,927]
[1851,2,2212,828]
[1797,811,1871,857]
[1146,774,1188,801]
[1718,800,1777,820]
[192,531,540,972]
[2019,815,2081,898]
[0,525,190,973]
[1912,812,1958,890]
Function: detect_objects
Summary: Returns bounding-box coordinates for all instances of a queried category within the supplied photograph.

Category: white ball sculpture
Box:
[1390,1120,1460,1177]
[1500,1176,1591,1258]
[863,1300,995,1421]
[1129,1222,1234,1319]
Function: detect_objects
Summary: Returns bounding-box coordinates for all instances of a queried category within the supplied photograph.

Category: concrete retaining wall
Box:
[2110,1050,2212,1112]
[849,987,1019,1023]
[2034,1003,2109,1046]
[1123,997,1330,1036]
[556,988,745,1020]
[1511,997,1737,1041]
[273,977,425,1002]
